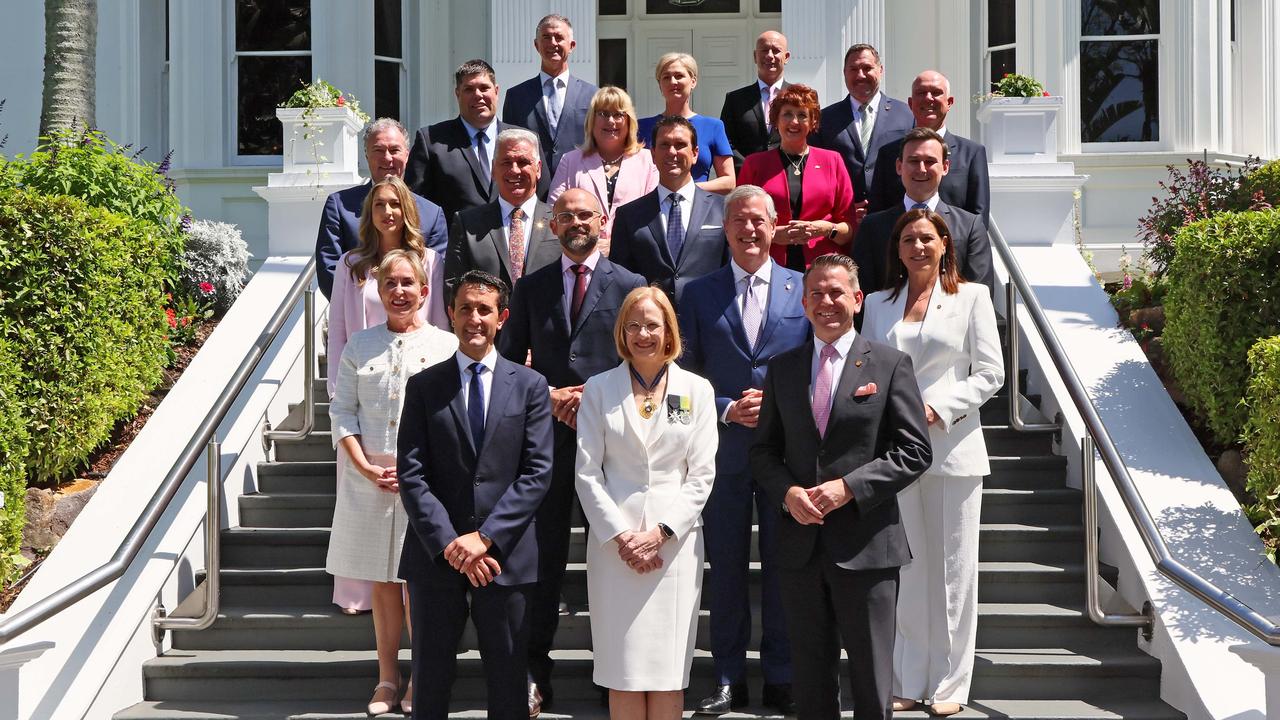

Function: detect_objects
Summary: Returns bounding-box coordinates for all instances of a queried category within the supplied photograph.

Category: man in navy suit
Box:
[680,185,810,716]
[398,269,553,720]
[814,43,914,203]
[867,70,990,227]
[314,118,448,298]
[501,14,597,193]
[609,116,728,306]
[719,31,791,174]
[405,60,517,229]
[853,127,994,296]
[499,188,646,714]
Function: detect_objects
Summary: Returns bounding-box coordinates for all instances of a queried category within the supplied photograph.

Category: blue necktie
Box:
[468,362,486,449]
[912,201,929,210]
[666,194,685,262]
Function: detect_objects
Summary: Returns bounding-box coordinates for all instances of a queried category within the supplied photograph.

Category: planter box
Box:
[275,107,364,179]
[977,96,1063,165]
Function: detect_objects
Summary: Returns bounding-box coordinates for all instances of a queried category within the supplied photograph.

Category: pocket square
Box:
[854,383,878,397]
[700,224,722,230]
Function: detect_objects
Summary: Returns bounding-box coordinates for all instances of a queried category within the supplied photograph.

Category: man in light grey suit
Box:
[445,128,561,293]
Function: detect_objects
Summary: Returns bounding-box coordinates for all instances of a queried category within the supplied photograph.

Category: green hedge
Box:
[1244,336,1280,553]
[1163,210,1280,446]
[0,336,29,584]
[1242,159,1280,209]
[0,188,171,483]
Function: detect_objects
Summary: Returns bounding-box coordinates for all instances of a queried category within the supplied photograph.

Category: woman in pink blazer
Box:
[548,86,658,255]
[738,84,856,271]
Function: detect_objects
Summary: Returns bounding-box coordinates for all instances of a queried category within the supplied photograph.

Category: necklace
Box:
[782,147,809,176]
[630,363,668,419]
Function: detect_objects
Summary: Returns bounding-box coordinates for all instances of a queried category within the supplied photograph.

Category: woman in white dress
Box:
[326,175,448,617]
[327,249,458,715]
[861,208,1004,717]
[575,286,718,720]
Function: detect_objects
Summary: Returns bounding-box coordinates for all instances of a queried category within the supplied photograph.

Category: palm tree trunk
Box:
[39,0,98,137]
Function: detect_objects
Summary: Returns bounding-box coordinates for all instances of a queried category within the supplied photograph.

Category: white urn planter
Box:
[977,96,1064,165]
[273,107,364,186]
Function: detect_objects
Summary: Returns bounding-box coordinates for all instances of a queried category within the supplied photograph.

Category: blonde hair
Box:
[349,176,425,285]
[654,52,698,82]
[375,248,428,287]
[614,286,683,363]
[581,86,644,158]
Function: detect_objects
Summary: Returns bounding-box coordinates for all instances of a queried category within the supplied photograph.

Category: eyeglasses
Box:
[553,210,602,224]
[595,110,628,122]
[623,321,664,336]
[778,110,810,123]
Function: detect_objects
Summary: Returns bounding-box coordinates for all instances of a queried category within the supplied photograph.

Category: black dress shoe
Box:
[695,683,748,715]
[762,683,796,715]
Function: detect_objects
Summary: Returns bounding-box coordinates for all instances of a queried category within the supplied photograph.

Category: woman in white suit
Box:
[575,286,718,720]
[862,208,1004,717]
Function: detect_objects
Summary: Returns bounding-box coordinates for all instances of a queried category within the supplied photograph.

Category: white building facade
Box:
[2,0,1277,267]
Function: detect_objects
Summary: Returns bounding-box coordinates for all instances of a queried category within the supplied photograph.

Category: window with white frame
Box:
[986,0,1016,89]
[234,0,312,156]
[373,0,405,123]
[1079,0,1159,143]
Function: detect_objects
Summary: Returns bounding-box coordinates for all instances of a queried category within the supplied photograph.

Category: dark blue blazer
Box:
[867,131,991,228]
[404,117,518,229]
[608,187,728,306]
[502,74,597,190]
[397,354,553,587]
[852,200,994,297]
[678,261,810,476]
[499,256,646,388]
[815,93,914,199]
[314,183,447,299]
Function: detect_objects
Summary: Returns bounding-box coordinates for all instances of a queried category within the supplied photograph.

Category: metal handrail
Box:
[0,258,318,645]
[152,440,222,635]
[263,288,317,451]
[991,220,1280,645]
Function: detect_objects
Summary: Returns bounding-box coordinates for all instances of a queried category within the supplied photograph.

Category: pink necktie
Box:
[812,344,838,436]
[764,86,777,131]
[509,207,526,281]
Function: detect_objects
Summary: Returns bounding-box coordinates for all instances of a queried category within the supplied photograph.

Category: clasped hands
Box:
[784,479,853,525]
[551,385,585,429]
[613,527,667,574]
[357,463,398,493]
[726,388,763,428]
[444,531,501,587]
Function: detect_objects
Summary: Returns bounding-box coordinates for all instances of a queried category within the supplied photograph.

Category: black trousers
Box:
[526,425,578,688]
[778,549,899,720]
[408,576,532,720]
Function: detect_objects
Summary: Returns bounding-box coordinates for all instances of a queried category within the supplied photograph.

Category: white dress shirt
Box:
[459,116,498,177]
[849,91,882,138]
[729,258,771,318]
[540,70,570,125]
[658,180,697,236]
[498,195,541,260]
[561,250,602,324]
[903,193,941,213]
[758,77,785,126]
[455,347,498,425]
[810,328,858,414]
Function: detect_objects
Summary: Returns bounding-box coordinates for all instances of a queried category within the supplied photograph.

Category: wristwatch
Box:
[657,523,675,539]
[826,224,839,241]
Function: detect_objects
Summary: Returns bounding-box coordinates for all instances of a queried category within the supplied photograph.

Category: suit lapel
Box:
[476,360,519,463]
[679,190,713,269]
[446,366,478,458]
[531,85,553,140]
[584,155,610,214]
[558,78,588,142]
[486,203,515,280]
[837,97,865,162]
[646,195,676,269]
[572,261,613,337]
[453,119,491,199]
[645,365,682,449]
[822,334,872,448]
[716,267,752,353]
[755,262,797,354]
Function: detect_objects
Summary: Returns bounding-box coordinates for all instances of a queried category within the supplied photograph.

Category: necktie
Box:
[858,102,875,151]
[475,130,491,185]
[570,263,589,327]
[545,77,562,134]
[666,194,685,262]
[508,207,526,281]
[741,276,762,350]
[812,344,838,437]
[468,362,486,449]
[912,201,929,210]
[763,85,776,132]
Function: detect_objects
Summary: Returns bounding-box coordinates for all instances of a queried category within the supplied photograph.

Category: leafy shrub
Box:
[1241,158,1280,210]
[1163,210,1280,446]
[281,78,370,124]
[0,127,188,285]
[992,72,1048,98]
[0,188,170,483]
[1243,335,1280,558]
[0,336,30,584]
[179,219,250,315]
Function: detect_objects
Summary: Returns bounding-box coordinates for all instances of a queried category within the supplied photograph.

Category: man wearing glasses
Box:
[499,188,646,715]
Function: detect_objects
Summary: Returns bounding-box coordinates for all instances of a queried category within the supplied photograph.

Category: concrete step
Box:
[255,462,337,495]
[238,493,335,529]
[976,562,1116,605]
[983,457,1067,490]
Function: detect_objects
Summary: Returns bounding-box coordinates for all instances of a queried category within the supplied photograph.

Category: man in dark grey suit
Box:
[751,253,931,720]
[853,127,994,296]
[719,30,791,174]
[405,59,515,228]
[867,70,990,227]
[814,43,914,202]
[445,128,561,292]
[609,116,728,306]
[499,188,646,715]
[501,14,597,192]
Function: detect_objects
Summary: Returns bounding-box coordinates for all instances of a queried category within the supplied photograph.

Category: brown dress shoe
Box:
[528,682,543,718]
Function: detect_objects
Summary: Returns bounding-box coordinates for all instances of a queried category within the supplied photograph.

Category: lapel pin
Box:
[936,304,942,310]
[785,281,793,291]
[854,359,863,367]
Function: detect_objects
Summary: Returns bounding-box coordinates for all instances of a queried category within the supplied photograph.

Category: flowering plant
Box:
[164,291,212,349]
[992,73,1049,98]
[281,79,370,124]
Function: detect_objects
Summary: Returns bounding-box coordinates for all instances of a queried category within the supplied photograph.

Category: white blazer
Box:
[575,363,718,546]
[863,278,1004,477]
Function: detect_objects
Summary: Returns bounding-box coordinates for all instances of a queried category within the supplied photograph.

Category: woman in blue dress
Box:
[637,52,736,194]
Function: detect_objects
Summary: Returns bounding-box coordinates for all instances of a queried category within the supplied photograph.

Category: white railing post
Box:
[1231,644,1280,719]
[0,641,54,720]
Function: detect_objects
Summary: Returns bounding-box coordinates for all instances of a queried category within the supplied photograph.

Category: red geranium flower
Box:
[165,307,178,329]
[199,281,215,295]
[1043,91,1051,96]
[336,96,346,107]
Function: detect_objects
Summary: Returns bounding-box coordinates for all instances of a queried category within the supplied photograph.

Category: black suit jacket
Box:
[397,354,553,586]
[852,200,995,296]
[404,117,516,228]
[814,93,914,199]
[866,131,991,227]
[502,74,597,191]
[608,187,728,305]
[750,334,931,569]
[444,200,561,289]
[719,80,790,173]
[499,256,646,389]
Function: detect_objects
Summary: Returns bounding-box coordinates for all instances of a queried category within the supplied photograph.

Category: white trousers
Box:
[893,473,983,704]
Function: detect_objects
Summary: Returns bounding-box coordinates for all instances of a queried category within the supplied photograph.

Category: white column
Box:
[0,641,54,720]
[1231,644,1280,720]
[784,0,885,106]
[489,0,597,107]
[167,1,226,170]
[94,0,141,149]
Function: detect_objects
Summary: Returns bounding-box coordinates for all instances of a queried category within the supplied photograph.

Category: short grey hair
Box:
[724,184,777,222]
[363,118,410,150]
[537,14,573,33]
[496,127,542,159]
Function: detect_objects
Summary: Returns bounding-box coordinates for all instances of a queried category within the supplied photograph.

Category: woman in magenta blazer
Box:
[548,86,658,255]
[738,84,856,271]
